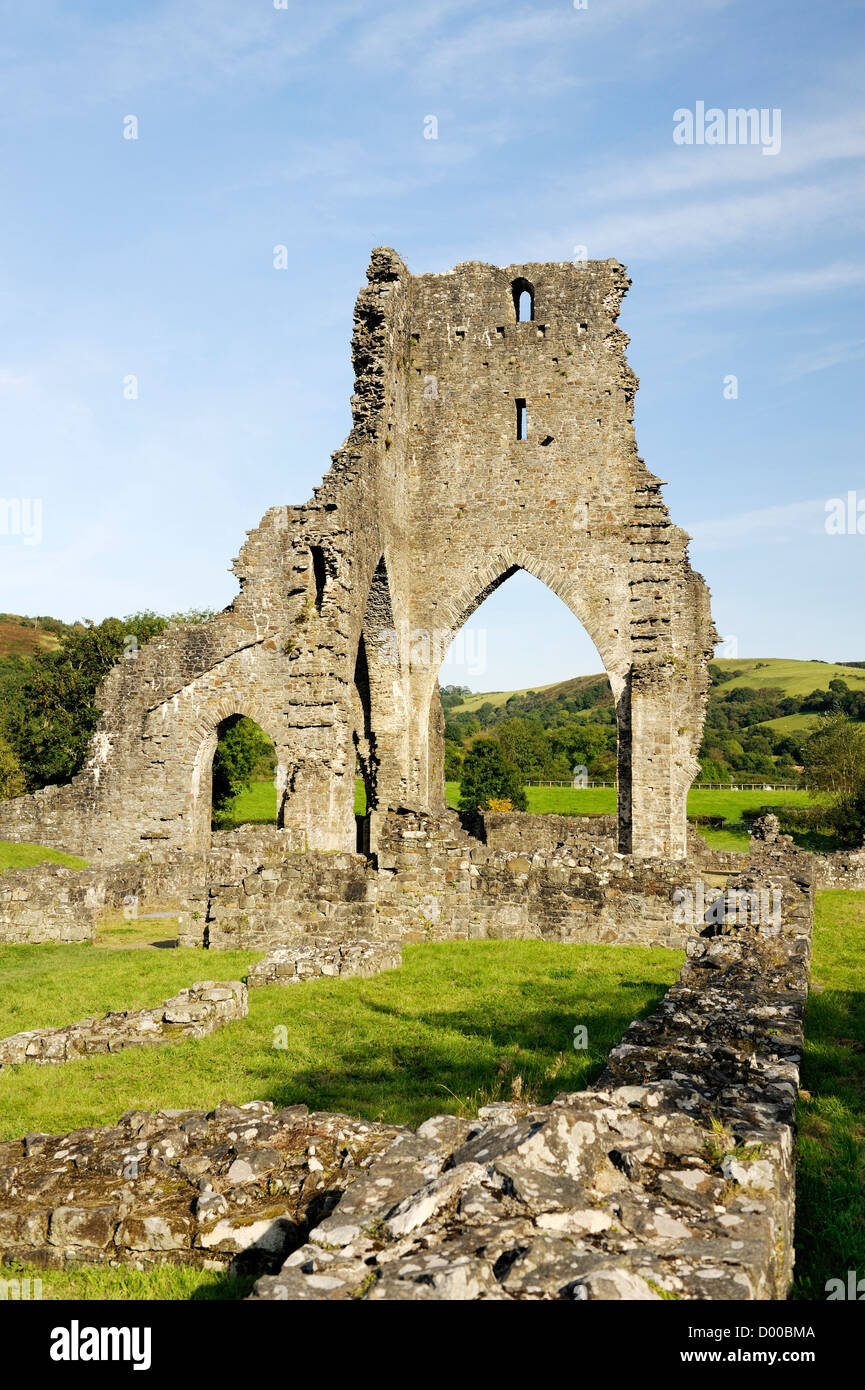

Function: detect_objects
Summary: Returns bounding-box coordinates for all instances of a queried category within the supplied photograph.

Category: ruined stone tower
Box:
[0,249,716,862]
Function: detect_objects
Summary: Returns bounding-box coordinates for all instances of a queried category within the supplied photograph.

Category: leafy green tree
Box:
[0,609,216,793]
[211,716,277,823]
[802,712,865,800]
[0,733,25,799]
[458,740,527,812]
[444,743,463,782]
[802,713,865,845]
[495,717,551,777]
[0,612,169,790]
[697,758,729,783]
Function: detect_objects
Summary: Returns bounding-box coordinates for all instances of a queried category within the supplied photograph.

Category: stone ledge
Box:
[247,939,402,987]
[0,981,248,1069]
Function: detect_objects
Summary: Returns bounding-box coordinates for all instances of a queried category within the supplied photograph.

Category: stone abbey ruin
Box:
[1,250,862,1300]
[0,247,715,864]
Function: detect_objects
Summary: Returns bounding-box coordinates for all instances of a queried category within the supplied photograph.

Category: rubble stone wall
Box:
[0,981,248,1069]
[0,861,811,1301]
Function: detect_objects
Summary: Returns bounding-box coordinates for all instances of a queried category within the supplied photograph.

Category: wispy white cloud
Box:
[685,262,865,310]
[686,499,828,552]
[778,336,865,382]
[581,116,865,205]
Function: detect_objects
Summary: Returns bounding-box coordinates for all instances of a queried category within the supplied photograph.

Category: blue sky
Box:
[0,0,862,691]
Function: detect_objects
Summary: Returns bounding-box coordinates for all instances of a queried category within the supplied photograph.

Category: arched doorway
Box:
[211,715,278,831]
[431,569,617,817]
[189,710,283,848]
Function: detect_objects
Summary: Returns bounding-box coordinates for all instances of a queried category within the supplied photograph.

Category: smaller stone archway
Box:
[188,702,288,851]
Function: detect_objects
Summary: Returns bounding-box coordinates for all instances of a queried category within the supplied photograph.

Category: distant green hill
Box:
[710,658,865,697]
[442,658,865,785]
[0,614,75,660]
[448,659,865,719]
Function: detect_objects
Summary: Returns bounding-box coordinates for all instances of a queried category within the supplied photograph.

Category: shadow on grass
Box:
[792,986,865,1300]
[261,984,673,1124]
[188,1270,258,1301]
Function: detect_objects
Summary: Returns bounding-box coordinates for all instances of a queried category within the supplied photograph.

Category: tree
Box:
[211,716,276,817]
[0,609,214,793]
[0,734,25,799]
[697,758,729,784]
[444,743,463,782]
[0,612,169,790]
[802,712,865,800]
[802,713,865,845]
[458,740,527,812]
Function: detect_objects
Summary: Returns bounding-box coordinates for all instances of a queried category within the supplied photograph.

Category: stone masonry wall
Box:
[0,249,716,864]
[175,811,761,953]
[0,862,811,1299]
[0,982,247,1069]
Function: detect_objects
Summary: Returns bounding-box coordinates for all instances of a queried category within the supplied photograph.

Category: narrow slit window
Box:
[511,277,535,322]
[516,398,527,441]
[310,545,326,612]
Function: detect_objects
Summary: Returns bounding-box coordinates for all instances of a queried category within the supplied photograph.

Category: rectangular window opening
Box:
[310,545,327,613]
[516,398,527,441]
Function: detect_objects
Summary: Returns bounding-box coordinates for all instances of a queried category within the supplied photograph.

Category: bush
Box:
[458,741,527,813]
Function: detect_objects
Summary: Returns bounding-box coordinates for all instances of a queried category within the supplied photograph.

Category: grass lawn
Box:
[0,1259,256,1302]
[0,841,88,872]
[0,941,259,1039]
[227,781,824,854]
[0,939,681,1141]
[793,890,865,1299]
[216,779,277,828]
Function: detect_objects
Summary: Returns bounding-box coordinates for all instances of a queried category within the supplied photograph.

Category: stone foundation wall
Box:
[0,860,812,1299]
[248,940,402,987]
[748,818,865,891]
[250,862,810,1301]
[0,863,104,944]
[473,811,617,852]
[0,981,247,1068]
[0,1103,404,1272]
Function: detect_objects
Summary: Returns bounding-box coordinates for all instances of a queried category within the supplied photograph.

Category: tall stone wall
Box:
[0,250,715,864]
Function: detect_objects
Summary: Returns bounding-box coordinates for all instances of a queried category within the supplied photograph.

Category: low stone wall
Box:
[248,940,402,987]
[0,863,103,944]
[249,863,810,1301]
[475,811,617,853]
[0,981,247,1068]
[0,1103,404,1272]
[0,861,811,1300]
[179,851,376,950]
[3,810,852,957]
[748,817,865,891]
[170,811,807,954]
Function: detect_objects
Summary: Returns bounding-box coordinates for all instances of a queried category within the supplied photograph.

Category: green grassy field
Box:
[0,841,88,872]
[712,658,865,697]
[0,892,862,1300]
[755,713,820,736]
[224,780,823,854]
[217,778,278,828]
[0,941,259,1038]
[0,939,681,1141]
[793,890,865,1299]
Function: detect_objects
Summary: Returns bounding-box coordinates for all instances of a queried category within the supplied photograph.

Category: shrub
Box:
[458,741,527,812]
